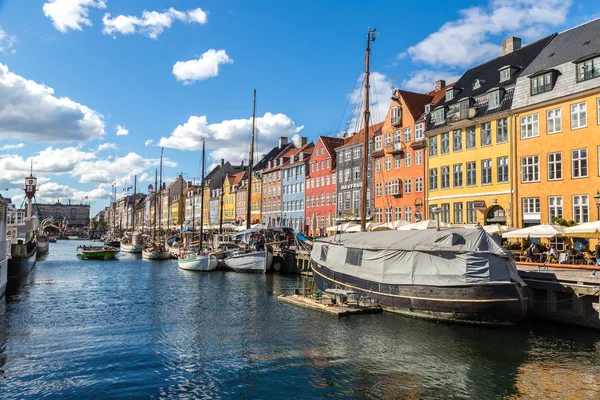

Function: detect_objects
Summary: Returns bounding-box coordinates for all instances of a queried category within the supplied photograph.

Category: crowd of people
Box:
[525,241,600,276]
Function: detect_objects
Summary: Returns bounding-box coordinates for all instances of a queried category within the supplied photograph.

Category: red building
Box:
[305,136,344,236]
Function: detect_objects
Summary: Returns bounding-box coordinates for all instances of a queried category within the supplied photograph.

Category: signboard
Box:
[473,201,487,210]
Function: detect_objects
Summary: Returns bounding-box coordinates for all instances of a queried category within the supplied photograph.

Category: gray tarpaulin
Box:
[311,227,524,287]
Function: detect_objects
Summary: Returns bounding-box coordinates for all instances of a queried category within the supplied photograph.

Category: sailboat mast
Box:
[219,174,226,234]
[158,148,164,238]
[153,169,158,240]
[246,89,256,229]
[361,27,376,232]
[132,175,137,233]
[199,138,205,250]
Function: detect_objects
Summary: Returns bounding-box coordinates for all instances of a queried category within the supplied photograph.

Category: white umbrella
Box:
[326,222,359,232]
[251,223,267,229]
[234,225,247,232]
[371,220,410,231]
[502,224,566,239]
[396,219,451,230]
[482,224,518,235]
[346,222,380,232]
[564,220,600,239]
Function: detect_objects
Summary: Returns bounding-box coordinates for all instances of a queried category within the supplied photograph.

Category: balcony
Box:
[372,148,384,158]
[389,141,404,155]
[390,116,402,127]
[410,139,426,149]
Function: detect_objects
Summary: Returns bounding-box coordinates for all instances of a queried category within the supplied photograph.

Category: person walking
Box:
[592,242,600,277]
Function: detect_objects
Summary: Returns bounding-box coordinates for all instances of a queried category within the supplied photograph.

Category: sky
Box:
[0,0,598,215]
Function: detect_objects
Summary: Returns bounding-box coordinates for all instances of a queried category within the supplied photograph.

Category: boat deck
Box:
[278,294,382,317]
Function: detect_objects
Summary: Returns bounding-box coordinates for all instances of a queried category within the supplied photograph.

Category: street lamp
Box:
[594,189,600,220]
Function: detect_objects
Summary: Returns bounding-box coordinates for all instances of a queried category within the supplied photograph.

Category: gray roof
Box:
[521,18,600,76]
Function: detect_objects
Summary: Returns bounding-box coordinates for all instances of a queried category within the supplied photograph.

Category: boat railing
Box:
[516,261,600,273]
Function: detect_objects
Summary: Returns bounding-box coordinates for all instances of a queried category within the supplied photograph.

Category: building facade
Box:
[425,35,553,226]
[305,136,343,236]
[512,20,600,233]
[281,141,313,233]
[35,201,90,227]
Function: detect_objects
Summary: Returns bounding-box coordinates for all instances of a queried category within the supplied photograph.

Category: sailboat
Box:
[143,155,170,260]
[178,139,218,271]
[224,90,274,273]
[309,28,528,326]
[121,175,143,253]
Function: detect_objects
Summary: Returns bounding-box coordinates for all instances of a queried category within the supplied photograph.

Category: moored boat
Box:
[310,227,528,326]
[224,250,273,273]
[178,253,218,271]
[36,237,49,256]
[6,208,37,280]
[142,244,170,260]
[77,245,119,260]
[121,233,143,253]
[1,196,8,297]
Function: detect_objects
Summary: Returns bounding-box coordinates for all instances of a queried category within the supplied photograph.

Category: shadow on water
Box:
[0,240,600,399]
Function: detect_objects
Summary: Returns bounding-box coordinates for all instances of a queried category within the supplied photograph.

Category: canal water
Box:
[1,240,599,399]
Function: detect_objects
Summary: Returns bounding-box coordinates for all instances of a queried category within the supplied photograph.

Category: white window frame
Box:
[375,159,381,173]
[394,207,402,221]
[466,126,476,149]
[440,132,450,154]
[415,124,424,141]
[404,178,412,194]
[522,197,541,220]
[375,183,382,196]
[394,155,401,169]
[571,102,587,130]
[547,152,562,181]
[390,106,400,125]
[520,114,539,139]
[453,129,462,152]
[429,136,438,156]
[497,118,508,143]
[393,130,402,143]
[453,163,463,188]
[441,166,450,189]
[384,133,392,147]
[521,155,540,183]
[547,108,562,134]
[482,159,492,185]
[572,194,589,223]
[385,157,391,171]
[429,168,438,191]
[572,148,588,178]
[415,177,423,192]
[404,152,412,167]
[480,122,492,146]
[466,161,477,186]
[548,196,563,221]
[375,136,382,150]
[415,150,423,165]
[403,127,412,142]
[404,206,413,222]
[497,156,509,183]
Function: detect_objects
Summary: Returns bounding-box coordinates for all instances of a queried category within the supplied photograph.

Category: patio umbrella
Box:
[564,220,600,239]
[396,219,451,230]
[371,220,410,231]
[482,224,518,235]
[326,222,359,232]
[346,222,381,232]
[502,224,566,239]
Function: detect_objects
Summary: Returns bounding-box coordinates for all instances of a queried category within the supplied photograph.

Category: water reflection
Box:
[0,240,599,399]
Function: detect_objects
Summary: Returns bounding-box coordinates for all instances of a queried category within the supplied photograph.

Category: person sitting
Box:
[545,244,559,263]
[526,243,541,262]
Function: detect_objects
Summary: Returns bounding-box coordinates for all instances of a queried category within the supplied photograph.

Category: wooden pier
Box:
[278,294,382,317]
[517,262,600,329]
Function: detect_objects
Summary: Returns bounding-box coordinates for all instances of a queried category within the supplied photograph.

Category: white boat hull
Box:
[37,240,49,256]
[142,250,170,260]
[224,251,273,273]
[178,255,218,271]
[121,243,143,253]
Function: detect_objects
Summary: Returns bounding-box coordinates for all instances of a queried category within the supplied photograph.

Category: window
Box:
[429,168,438,191]
[375,136,382,150]
[352,191,360,210]
[547,108,561,134]
[415,124,424,141]
[332,174,336,185]
[375,159,381,173]
[332,193,336,205]
[441,132,450,154]
[445,89,454,101]
[441,204,450,223]
[522,198,540,219]
[338,193,343,207]
[405,206,413,222]
[345,169,351,182]
[571,102,587,129]
[344,151,350,162]
[404,152,412,167]
[466,126,476,149]
[415,150,422,165]
[404,128,412,142]
[404,178,412,193]
[481,122,491,146]
[375,182,382,196]
[385,207,392,223]
[548,196,563,221]
[547,152,562,181]
[326,176,330,185]
[467,202,476,224]
[394,156,401,169]
[573,195,589,223]
[415,177,423,192]
[326,159,331,168]
[433,108,446,124]
[441,166,450,189]
[384,133,391,147]
[338,170,343,183]
[482,159,492,184]
[344,192,351,210]
[521,155,539,182]
[353,148,360,159]
[497,118,508,143]
[311,163,315,173]
[530,72,553,95]
[353,166,360,180]
[576,56,600,82]
[346,248,363,266]
[385,157,391,171]
[453,203,463,224]
[497,156,509,183]
[572,148,588,178]
[488,90,500,109]
[390,178,400,195]
[466,162,476,186]
[429,136,438,156]
[520,114,539,139]
[453,164,463,187]
[453,129,462,151]
[374,208,382,223]
[390,106,400,125]
[500,67,510,82]
[395,207,401,221]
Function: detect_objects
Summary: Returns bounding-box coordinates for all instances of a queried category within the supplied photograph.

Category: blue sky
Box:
[0,0,597,215]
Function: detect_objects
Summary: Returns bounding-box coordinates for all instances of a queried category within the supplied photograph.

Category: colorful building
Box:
[425,35,553,226]
[335,123,383,223]
[258,138,295,227]
[305,136,344,236]
[512,20,600,238]
[236,172,262,225]
[373,89,436,224]
[281,140,313,233]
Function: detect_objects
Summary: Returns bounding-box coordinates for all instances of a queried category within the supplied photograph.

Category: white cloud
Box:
[36,181,110,203]
[96,142,117,151]
[158,112,304,166]
[102,7,207,39]
[403,0,572,68]
[0,143,24,151]
[115,125,128,136]
[0,63,105,142]
[144,139,154,146]
[401,70,462,93]
[345,72,392,131]
[43,0,106,33]
[172,49,233,83]
[0,28,17,54]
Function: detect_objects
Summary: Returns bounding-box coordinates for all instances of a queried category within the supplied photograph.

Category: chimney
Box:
[240,160,244,168]
[435,80,446,91]
[300,137,308,146]
[221,158,224,167]
[279,137,288,149]
[501,37,521,56]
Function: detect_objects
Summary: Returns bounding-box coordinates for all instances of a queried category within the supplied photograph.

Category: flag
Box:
[127,186,133,191]
[84,196,88,199]
[148,184,154,191]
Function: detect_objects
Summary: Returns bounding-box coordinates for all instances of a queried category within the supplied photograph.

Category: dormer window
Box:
[390,106,401,125]
[499,66,511,82]
[575,55,600,82]
[530,71,554,95]
[433,107,446,125]
[473,79,484,90]
[487,88,504,109]
[445,86,459,101]
[424,104,431,114]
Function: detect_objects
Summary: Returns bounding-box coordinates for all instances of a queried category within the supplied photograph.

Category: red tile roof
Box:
[340,121,384,147]
[397,90,434,121]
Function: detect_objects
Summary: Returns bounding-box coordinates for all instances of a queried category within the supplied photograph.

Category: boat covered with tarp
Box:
[310,226,528,325]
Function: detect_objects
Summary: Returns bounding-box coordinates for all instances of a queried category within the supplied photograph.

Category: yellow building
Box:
[425,36,552,226]
[222,174,237,223]
[512,20,600,236]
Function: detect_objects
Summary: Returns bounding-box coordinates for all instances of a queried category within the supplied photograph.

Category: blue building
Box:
[281,140,313,233]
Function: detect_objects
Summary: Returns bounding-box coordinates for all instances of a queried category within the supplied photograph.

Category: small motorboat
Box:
[77,245,119,260]
[178,253,218,271]
[142,244,170,260]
